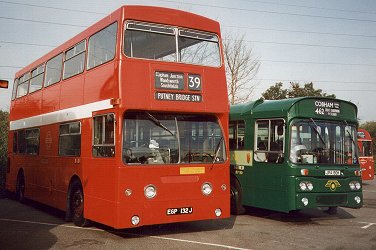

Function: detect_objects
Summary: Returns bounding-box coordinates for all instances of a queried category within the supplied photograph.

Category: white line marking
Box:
[357,221,376,229]
[0,218,104,231]
[146,235,251,250]
[0,218,251,250]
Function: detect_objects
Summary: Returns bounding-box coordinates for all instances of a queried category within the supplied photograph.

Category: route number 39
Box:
[188,74,201,91]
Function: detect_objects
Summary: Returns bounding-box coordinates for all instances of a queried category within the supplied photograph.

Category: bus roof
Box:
[230,97,358,123]
[15,5,221,78]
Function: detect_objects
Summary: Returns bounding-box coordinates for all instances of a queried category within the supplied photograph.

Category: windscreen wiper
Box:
[343,120,358,159]
[212,136,224,164]
[309,118,327,148]
[145,112,174,136]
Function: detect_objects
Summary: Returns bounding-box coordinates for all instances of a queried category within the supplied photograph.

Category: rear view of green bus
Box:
[229,97,363,214]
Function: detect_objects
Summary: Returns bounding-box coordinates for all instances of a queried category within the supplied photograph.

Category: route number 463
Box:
[188,74,201,91]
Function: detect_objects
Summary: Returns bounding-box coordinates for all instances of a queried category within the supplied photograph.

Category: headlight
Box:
[202,182,213,196]
[299,182,307,191]
[349,181,361,190]
[307,182,313,191]
[144,185,157,199]
[301,197,309,206]
[131,215,140,225]
[354,196,361,204]
[215,208,222,217]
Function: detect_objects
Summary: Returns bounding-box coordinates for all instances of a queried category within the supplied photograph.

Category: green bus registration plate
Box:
[325,170,341,176]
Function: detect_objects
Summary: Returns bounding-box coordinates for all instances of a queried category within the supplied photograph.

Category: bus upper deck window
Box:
[124,22,176,62]
[178,29,220,67]
[16,73,30,98]
[88,22,118,70]
[123,21,221,67]
[29,64,45,93]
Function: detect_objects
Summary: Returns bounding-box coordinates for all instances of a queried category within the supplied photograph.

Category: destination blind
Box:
[314,100,340,117]
[154,71,202,102]
[155,92,202,102]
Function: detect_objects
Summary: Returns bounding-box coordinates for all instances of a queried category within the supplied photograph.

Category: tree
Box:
[223,33,260,104]
[261,82,288,100]
[0,110,8,196]
[288,82,336,99]
[262,82,336,100]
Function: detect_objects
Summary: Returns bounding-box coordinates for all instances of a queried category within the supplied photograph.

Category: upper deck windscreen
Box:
[124,21,221,67]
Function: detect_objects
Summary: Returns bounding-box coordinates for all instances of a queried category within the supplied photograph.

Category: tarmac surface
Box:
[1,178,375,250]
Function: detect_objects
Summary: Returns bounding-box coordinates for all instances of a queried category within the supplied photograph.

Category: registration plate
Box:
[325,170,341,176]
[166,207,193,216]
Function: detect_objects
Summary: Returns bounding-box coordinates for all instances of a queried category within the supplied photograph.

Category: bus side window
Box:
[93,114,115,157]
[63,40,86,80]
[25,128,40,155]
[254,119,284,163]
[59,122,81,156]
[29,64,45,93]
[18,130,27,154]
[237,121,245,149]
[16,73,30,98]
[229,121,245,150]
[229,122,236,150]
[87,22,118,70]
[13,131,18,154]
[45,53,63,87]
[254,120,268,162]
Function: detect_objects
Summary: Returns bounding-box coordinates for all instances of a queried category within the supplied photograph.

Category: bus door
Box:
[250,118,285,207]
[85,111,117,222]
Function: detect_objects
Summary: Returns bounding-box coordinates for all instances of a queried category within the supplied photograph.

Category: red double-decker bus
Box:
[6,6,230,229]
[357,129,374,181]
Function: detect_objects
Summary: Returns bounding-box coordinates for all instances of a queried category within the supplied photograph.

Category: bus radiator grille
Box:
[316,194,347,206]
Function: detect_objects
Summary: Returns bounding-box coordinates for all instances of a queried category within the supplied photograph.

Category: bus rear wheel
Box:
[70,181,90,227]
[16,173,25,203]
[230,178,245,215]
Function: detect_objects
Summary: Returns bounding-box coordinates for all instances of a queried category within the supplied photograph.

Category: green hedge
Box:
[0,111,9,197]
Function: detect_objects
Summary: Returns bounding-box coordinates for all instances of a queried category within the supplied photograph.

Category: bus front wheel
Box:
[230,178,245,215]
[16,172,25,203]
[69,181,90,227]
[327,206,338,215]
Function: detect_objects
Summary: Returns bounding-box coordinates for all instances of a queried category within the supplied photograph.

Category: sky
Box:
[0,0,375,122]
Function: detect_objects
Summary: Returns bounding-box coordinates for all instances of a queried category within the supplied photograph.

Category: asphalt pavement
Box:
[1,178,375,249]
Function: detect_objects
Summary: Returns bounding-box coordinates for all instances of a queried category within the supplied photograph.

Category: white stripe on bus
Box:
[9,99,112,131]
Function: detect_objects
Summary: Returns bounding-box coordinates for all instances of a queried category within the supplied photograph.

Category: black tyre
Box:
[327,206,338,215]
[230,177,246,215]
[69,181,90,227]
[16,172,25,203]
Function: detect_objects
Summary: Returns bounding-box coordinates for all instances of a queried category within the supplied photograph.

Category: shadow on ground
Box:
[241,205,355,226]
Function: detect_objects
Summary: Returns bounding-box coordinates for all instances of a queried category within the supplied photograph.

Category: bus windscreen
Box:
[123,112,226,164]
[290,120,358,165]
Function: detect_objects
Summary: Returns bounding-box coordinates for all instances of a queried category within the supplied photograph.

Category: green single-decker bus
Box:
[229,97,363,215]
